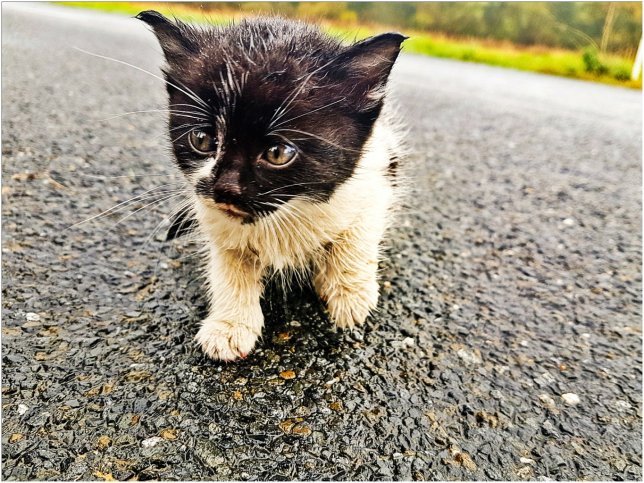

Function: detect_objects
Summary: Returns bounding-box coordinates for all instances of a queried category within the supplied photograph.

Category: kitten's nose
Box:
[212,169,243,205]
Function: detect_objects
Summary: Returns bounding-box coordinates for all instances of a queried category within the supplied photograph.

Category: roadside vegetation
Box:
[59,1,642,89]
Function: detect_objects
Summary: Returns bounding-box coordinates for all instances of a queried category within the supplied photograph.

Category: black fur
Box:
[138,11,406,224]
[166,205,197,241]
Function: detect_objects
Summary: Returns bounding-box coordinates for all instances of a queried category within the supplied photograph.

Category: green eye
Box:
[263,143,297,166]
[189,130,217,154]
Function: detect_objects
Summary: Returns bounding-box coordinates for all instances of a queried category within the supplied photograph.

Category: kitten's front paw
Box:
[196,317,261,361]
[323,280,380,330]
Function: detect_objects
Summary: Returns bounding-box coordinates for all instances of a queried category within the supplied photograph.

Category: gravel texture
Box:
[2,4,642,481]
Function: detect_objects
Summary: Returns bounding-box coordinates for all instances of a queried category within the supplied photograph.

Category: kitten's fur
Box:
[137,11,407,360]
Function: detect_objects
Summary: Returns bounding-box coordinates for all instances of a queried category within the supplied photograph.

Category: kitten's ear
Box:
[334,33,408,111]
[136,10,196,62]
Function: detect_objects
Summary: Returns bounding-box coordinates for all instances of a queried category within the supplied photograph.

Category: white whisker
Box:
[99,109,208,122]
[73,47,210,110]
[272,97,346,129]
[143,195,193,248]
[271,128,360,152]
[109,192,183,230]
[65,182,184,230]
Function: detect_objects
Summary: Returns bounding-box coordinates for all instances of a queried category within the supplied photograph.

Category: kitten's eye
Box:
[189,130,217,155]
[263,144,297,166]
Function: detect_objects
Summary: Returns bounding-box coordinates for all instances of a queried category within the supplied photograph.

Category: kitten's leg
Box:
[196,247,264,361]
[314,221,382,329]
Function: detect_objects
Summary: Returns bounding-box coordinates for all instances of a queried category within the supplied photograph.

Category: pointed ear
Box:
[334,32,408,111]
[136,10,196,62]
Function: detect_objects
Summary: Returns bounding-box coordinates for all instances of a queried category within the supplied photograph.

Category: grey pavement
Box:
[1,3,642,480]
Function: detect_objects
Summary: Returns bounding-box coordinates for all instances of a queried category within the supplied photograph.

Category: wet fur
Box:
[138,11,407,360]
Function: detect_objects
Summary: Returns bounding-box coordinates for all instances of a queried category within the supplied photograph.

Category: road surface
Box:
[2,3,641,480]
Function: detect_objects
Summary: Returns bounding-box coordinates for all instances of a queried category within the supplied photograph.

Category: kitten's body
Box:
[138,12,407,360]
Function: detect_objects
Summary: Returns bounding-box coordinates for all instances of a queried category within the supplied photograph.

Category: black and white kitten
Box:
[137,11,407,360]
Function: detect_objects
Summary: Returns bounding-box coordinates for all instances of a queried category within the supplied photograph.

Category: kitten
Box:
[137,11,407,360]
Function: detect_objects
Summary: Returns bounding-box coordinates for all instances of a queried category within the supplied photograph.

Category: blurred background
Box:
[61,1,643,88]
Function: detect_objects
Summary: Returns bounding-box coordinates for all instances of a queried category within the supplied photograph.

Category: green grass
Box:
[404,35,638,88]
[57,1,640,89]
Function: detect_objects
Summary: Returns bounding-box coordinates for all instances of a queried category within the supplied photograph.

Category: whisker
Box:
[65,182,184,230]
[169,103,210,115]
[271,128,361,152]
[153,122,210,142]
[79,173,180,180]
[171,128,196,144]
[109,192,183,231]
[269,56,339,128]
[142,195,193,248]
[73,47,210,111]
[99,109,208,122]
[272,97,346,129]
[256,180,333,197]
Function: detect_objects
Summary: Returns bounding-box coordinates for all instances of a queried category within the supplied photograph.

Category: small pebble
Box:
[17,404,28,415]
[517,466,534,478]
[9,433,24,443]
[561,393,580,406]
[613,400,631,412]
[160,428,178,440]
[96,435,111,449]
[329,401,344,412]
[279,370,296,380]
[454,451,477,471]
[141,436,163,448]
[25,312,40,322]
[520,457,536,465]
[538,394,556,408]
[457,348,482,365]
[291,423,312,437]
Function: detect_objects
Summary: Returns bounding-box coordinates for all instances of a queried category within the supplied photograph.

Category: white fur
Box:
[192,157,217,184]
[192,111,404,360]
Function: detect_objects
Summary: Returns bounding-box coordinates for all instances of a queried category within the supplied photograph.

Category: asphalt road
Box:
[2,3,642,481]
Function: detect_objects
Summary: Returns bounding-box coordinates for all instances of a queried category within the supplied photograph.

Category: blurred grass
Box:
[405,35,639,88]
[58,1,641,89]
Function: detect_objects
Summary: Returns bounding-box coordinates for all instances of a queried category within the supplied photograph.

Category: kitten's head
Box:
[138,11,406,222]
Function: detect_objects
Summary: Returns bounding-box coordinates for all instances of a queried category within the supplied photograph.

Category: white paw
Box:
[323,280,380,330]
[195,316,261,361]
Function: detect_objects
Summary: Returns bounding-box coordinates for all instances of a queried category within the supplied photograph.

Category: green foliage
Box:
[57,2,641,88]
[614,68,631,81]
[205,2,641,56]
[580,47,635,83]
[582,48,605,74]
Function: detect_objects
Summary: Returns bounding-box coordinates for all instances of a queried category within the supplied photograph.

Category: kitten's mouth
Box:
[214,203,250,219]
